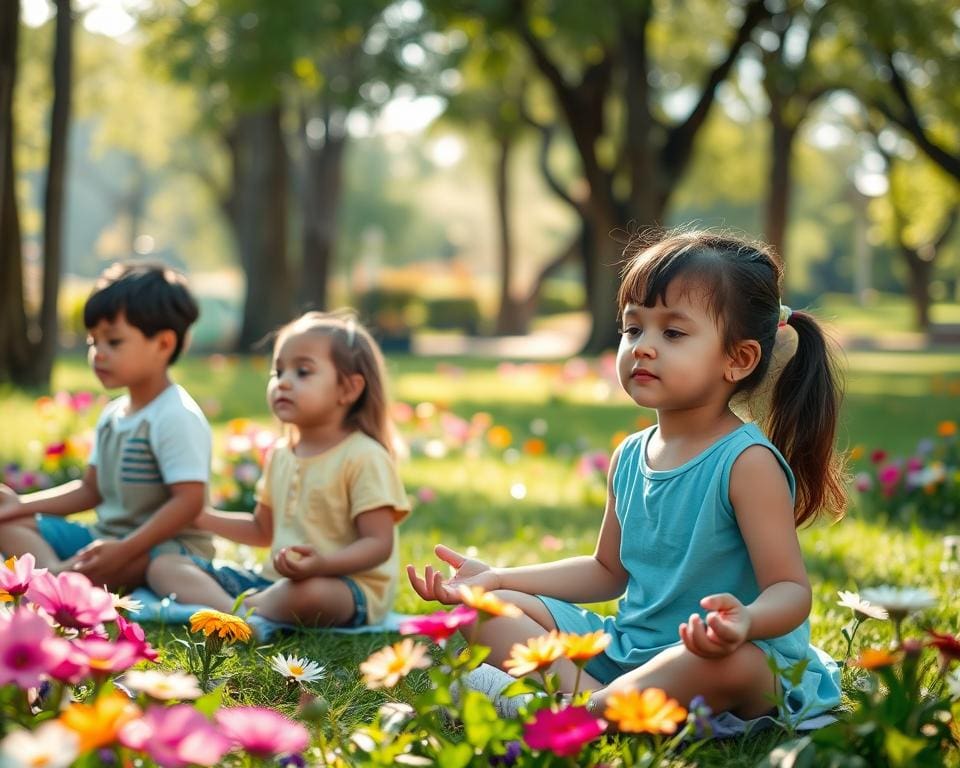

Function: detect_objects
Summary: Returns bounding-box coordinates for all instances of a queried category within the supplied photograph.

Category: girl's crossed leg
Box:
[147,554,356,627]
[478,590,776,721]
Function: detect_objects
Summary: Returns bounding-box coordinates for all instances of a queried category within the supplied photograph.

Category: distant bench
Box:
[929,324,960,345]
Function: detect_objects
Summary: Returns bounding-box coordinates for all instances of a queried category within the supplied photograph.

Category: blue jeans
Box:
[191,558,368,628]
[35,515,189,561]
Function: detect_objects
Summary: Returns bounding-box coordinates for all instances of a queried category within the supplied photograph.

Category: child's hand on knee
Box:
[274,545,322,580]
[406,543,500,604]
[679,593,750,658]
[0,484,21,520]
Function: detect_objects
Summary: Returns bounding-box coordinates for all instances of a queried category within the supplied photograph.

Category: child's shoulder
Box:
[154,384,210,427]
[342,430,391,459]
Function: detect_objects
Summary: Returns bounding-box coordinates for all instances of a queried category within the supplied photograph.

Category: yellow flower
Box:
[559,630,611,663]
[0,591,10,603]
[504,631,564,677]
[458,585,523,618]
[359,638,431,689]
[486,425,513,449]
[938,420,957,438]
[227,417,253,435]
[59,692,140,752]
[850,648,901,670]
[188,609,252,643]
[604,688,687,734]
[849,444,865,461]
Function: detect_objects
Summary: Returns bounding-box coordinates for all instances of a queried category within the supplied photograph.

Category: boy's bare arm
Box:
[0,466,102,522]
[194,503,274,547]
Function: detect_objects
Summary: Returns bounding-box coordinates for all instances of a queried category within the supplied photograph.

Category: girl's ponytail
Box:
[765,310,847,526]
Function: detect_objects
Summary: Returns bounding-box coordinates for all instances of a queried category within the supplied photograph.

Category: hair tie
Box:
[778,304,793,327]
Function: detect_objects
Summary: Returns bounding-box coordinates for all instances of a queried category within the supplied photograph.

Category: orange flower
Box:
[227,418,253,435]
[487,426,513,449]
[559,630,611,663]
[505,631,565,677]
[188,609,252,643]
[359,638,431,689]
[850,648,901,670]
[59,692,140,752]
[849,445,865,461]
[604,688,687,734]
[610,431,629,450]
[458,585,523,618]
[938,420,957,438]
[523,438,547,456]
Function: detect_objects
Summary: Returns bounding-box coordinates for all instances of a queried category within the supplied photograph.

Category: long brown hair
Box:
[617,229,847,526]
[275,310,396,456]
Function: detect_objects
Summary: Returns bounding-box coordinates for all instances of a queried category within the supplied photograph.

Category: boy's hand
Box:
[0,484,22,521]
[72,538,134,585]
[273,545,322,580]
[406,544,500,605]
[679,593,751,659]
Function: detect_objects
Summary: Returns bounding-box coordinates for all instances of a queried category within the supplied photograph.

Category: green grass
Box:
[1,318,959,764]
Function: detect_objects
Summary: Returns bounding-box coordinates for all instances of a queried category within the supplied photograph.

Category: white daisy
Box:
[111,592,144,614]
[836,590,889,621]
[860,585,937,619]
[269,653,325,683]
[0,721,79,768]
[945,671,960,701]
[121,669,203,700]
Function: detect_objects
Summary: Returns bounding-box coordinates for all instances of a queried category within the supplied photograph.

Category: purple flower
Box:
[26,570,117,629]
[120,704,232,768]
[688,695,715,738]
[0,607,71,688]
[216,707,310,758]
[490,740,522,766]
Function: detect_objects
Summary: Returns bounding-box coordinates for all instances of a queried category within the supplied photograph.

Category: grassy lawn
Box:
[1,316,959,764]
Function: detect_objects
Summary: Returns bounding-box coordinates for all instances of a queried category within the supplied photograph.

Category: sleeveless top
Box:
[601,423,839,719]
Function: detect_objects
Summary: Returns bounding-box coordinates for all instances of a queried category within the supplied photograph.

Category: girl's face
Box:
[616,280,735,413]
[267,330,348,427]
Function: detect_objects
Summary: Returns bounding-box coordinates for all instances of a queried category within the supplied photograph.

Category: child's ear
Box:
[155,329,177,360]
[724,339,762,383]
[339,373,366,406]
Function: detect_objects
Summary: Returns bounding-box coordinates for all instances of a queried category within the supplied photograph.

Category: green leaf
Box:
[435,742,473,768]
[883,727,927,768]
[461,690,501,748]
[755,735,814,768]
[193,685,225,717]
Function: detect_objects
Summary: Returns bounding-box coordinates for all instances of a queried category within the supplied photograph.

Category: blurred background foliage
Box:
[1,0,959,388]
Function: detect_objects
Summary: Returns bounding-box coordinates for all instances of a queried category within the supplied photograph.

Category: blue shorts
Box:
[36,515,194,561]
[191,558,368,628]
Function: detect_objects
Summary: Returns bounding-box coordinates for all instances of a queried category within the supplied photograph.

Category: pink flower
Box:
[906,457,924,472]
[120,705,231,768]
[0,553,46,598]
[117,615,160,662]
[399,605,478,644]
[523,705,606,757]
[74,637,144,675]
[216,707,310,758]
[416,487,437,504]
[0,607,71,688]
[878,465,901,488]
[48,643,91,684]
[576,452,610,478]
[26,571,117,629]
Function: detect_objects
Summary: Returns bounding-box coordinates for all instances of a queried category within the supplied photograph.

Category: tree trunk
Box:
[232,106,293,351]
[493,134,526,335]
[902,248,932,331]
[23,0,73,387]
[299,112,346,313]
[765,104,797,270]
[0,0,30,385]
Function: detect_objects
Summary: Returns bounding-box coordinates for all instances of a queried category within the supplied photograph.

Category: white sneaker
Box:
[452,663,534,718]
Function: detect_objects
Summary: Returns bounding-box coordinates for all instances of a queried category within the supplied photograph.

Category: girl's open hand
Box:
[274,545,322,580]
[679,593,751,658]
[406,544,500,604]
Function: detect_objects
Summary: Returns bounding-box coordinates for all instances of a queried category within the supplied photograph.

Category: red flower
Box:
[523,706,606,758]
[398,605,478,644]
[927,630,960,666]
[870,449,887,464]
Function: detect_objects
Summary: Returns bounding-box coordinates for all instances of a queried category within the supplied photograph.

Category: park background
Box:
[1,0,960,766]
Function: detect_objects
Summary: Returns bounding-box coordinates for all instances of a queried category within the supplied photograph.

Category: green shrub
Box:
[423,296,481,334]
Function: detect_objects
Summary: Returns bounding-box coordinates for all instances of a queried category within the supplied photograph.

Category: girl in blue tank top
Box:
[408,230,846,731]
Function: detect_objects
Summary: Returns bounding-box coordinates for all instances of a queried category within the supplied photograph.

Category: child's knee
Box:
[146,553,191,584]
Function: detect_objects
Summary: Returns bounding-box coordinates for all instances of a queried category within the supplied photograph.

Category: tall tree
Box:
[430,0,772,351]
[0,0,72,388]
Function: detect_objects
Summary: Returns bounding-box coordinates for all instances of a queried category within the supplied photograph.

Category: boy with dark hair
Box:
[0,261,214,591]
